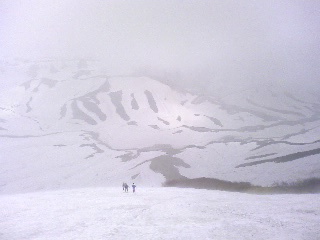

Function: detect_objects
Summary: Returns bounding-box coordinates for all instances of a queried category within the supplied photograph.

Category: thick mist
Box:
[1,0,320,95]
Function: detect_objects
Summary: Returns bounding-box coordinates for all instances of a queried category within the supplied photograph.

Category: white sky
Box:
[1,0,320,92]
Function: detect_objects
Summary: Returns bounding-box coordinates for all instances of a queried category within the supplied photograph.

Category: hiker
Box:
[122,182,125,191]
[124,183,129,192]
[132,183,136,193]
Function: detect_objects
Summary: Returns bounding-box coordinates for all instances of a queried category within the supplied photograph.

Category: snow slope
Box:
[1,187,319,240]
[1,59,320,193]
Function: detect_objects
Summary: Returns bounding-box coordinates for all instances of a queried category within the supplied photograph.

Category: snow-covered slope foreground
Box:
[1,187,319,240]
[1,59,320,193]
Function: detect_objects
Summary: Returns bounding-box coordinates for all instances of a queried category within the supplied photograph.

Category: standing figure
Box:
[124,183,129,192]
[132,183,136,193]
[122,182,125,191]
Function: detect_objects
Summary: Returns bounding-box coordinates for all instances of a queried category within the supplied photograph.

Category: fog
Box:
[1,0,320,95]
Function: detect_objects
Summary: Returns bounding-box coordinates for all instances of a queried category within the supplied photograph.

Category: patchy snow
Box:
[1,187,319,240]
[1,59,320,193]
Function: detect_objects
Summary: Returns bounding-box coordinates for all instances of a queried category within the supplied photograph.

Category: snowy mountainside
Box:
[1,59,320,193]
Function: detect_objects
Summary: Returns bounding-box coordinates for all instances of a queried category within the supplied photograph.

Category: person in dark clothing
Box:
[124,183,129,192]
[132,183,136,193]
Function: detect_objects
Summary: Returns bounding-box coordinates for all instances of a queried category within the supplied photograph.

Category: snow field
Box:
[1,187,319,240]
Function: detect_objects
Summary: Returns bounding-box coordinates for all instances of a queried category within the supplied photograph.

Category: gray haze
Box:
[1,0,320,94]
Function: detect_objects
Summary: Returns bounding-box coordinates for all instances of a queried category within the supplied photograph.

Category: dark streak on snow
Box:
[131,173,139,179]
[245,153,277,160]
[40,78,58,88]
[80,79,110,104]
[204,115,223,127]
[80,131,121,154]
[71,100,97,125]
[280,128,312,141]
[60,79,110,121]
[251,138,320,151]
[73,70,92,79]
[53,144,66,147]
[119,144,207,188]
[131,93,139,110]
[247,99,305,117]
[109,91,130,121]
[127,121,137,126]
[284,92,317,106]
[157,117,170,125]
[0,132,63,138]
[173,130,183,134]
[130,155,190,182]
[80,98,106,121]
[80,131,109,148]
[145,90,158,113]
[117,152,139,162]
[80,143,104,159]
[237,147,320,168]
[164,177,320,194]
[203,136,320,153]
[150,155,190,182]
[218,101,279,122]
[32,78,58,92]
[26,97,33,113]
[117,144,204,163]
[180,111,320,136]
[182,125,212,132]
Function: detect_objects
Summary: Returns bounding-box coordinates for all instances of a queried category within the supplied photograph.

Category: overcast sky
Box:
[1,0,320,94]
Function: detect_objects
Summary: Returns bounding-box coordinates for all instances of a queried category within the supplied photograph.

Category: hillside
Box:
[1,59,320,193]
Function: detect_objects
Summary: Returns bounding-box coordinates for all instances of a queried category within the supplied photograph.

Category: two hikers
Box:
[122,182,136,193]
